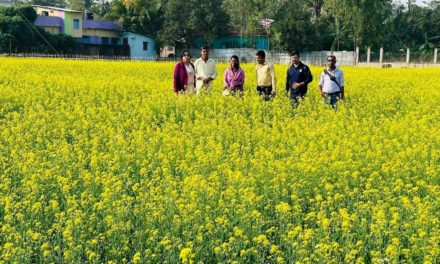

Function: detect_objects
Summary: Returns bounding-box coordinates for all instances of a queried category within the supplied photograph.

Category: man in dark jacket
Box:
[286,51,313,107]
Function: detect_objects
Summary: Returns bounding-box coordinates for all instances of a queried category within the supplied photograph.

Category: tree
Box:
[103,0,165,52]
[0,5,37,53]
[31,0,67,8]
[351,0,393,48]
[407,0,416,12]
[0,5,77,53]
[160,0,228,48]
[222,0,284,37]
[306,0,324,18]
[271,1,315,52]
[322,0,353,50]
[429,1,440,46]
[34,26,78,53]
[321,0,392,51]
[68,0,83,11]
[89,0,112,18]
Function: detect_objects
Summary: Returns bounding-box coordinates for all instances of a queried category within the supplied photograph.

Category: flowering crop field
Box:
[0,58,439,263]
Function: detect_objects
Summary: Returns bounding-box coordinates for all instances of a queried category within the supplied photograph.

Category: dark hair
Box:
[328,55,336,61]
[290,51,300,57]
[201,46,209,51]
[181,49,191,60]
[231,55,240,69]
[256,50,265,58]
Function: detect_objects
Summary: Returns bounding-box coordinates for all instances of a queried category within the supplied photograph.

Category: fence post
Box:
[434,48,438,64]
[379,47,383,65]
[355,46,359,65]
[406,48,410,64]
[367,47,371,64]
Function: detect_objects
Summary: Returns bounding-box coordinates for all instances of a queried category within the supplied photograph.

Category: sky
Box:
[414,0,430,5]
[395,0,431,6]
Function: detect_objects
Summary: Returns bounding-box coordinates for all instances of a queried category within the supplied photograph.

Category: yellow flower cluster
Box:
[0,58,439,263]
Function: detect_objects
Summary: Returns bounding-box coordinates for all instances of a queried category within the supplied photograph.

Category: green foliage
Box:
[102,0,164,51]
[160,0,228,48]
[31,0,66,8]
[34,27,79,53]
[0,5,77,53]
[271,1,315,52]
[0,5,37,52]
[3,0,440,53]
[222,0,277,36]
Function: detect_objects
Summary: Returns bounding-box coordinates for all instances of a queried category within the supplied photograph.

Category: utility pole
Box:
[379,47,383,65]
[355,45,359,65]
[367,47,371,64]
[260,18,274,53]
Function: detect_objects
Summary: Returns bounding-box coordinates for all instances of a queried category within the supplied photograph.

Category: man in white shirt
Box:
[194,46,218,94]
[318,55,345,109]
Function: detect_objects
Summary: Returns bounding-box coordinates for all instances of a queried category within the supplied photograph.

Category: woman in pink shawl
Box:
[223,55,245,96]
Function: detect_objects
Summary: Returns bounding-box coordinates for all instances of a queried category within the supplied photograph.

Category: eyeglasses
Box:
[327,59,335,62]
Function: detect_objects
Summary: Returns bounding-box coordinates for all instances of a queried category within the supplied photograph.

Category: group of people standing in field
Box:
[173,46,345,109]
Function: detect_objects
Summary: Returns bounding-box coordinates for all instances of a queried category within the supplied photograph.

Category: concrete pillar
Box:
[355,46,359,64]
[434,48,438,64]
[367,47,371,64]
[379,47,383,65]
[406,48,410,64]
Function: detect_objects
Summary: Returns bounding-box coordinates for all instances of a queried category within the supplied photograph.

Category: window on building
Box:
[73,19,80,30]
[111,38,119,45]
[123,38,128,46]
[102,37,109,45]
[86,12,94,20]
[143,41,148,51]
[81,36,90,44]
[41,11,49,16]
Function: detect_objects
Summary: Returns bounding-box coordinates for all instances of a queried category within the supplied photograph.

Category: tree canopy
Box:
[98,0,440,52]
[7,0,440,53]
[0,5,78,53]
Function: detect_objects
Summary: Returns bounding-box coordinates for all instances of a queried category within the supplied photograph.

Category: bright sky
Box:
[395,0,431,6]
[415,0,430,5]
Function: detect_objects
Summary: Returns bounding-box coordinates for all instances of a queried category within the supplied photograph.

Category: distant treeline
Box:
[2,1,440,55]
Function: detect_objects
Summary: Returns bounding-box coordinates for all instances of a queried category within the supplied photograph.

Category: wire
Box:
[16,6,60,55]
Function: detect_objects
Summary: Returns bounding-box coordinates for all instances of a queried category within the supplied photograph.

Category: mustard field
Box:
[0,58,439,263]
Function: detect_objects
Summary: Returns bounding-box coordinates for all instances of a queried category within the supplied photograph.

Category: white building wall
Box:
[185,48,356,65]
[123,32,156,60]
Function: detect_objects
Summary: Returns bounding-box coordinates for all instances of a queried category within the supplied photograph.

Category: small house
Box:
[122,32,156,59]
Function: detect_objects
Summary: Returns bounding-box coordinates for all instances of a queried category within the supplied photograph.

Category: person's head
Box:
[230,55,240,69]
[181,49,191,63]
[201,46,209,60]
[256,50,265,64]
[290,51,300,65]
[327,55,336,68]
